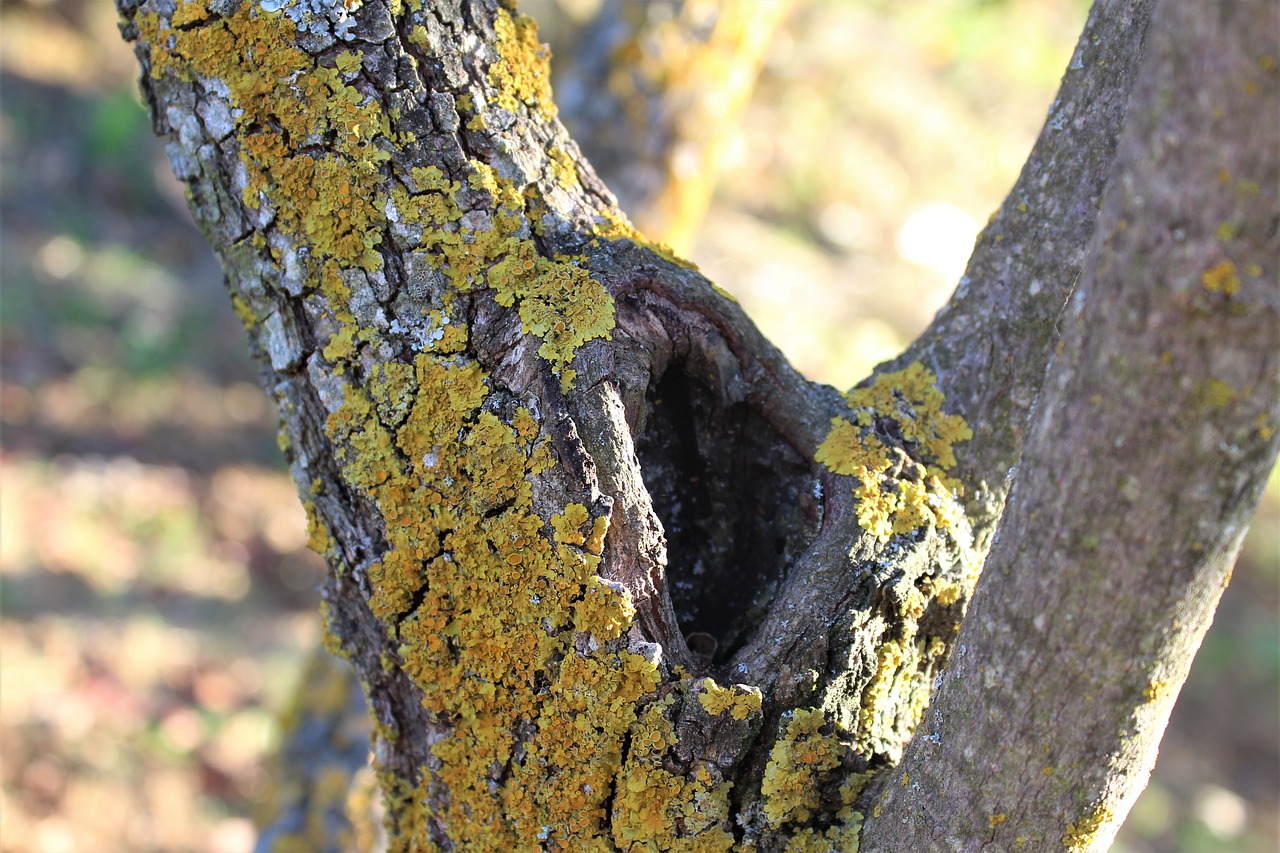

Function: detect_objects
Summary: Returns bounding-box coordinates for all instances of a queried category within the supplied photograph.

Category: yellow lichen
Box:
[335,50,362,75]
[792,819,864,853]
[918,576,962,607]
[590,208,697,270]
[230,293,256,328]
[778,769,866,851]
[391,159,615,389]
[548,146,580,190]
[320,346,673,847]
[127,0,817,846]
[760,708,844,827]
[1142,679,1169,703]
[552,503,592,546]
[697,678,763,721]
[856,637,944,757]
[815,362,971,542]
[1201,259,1242,296]
[611,697,737,850]
[315,315,753,848]
[137,1,390,271]
[1194,378,1238,411]
[145,0,612,388]
[1063,804,1114,851]
[489,6,556,118]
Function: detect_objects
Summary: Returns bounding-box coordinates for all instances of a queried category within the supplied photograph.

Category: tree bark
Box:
[860,2,1280,849]
[115,0,1277,849]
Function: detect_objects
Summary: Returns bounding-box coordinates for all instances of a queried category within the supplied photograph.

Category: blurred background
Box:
[0,0,1275,850]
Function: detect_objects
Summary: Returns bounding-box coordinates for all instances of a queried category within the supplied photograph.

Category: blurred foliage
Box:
[1,0,1275,850]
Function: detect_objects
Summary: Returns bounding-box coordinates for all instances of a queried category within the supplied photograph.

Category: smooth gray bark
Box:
[861,1,1280,849]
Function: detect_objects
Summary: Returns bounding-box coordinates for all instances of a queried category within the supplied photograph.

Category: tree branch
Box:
[117,0,1275,845]
[860,1,1280,848]
[554,0,789,252]
[892,0,1153,539]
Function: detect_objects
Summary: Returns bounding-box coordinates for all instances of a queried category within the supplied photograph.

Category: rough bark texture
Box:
[860,1,1280,850]
[114,0,1277,848]
[253,1,790,840]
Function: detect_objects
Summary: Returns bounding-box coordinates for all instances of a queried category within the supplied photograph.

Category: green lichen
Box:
[815,362,972,541]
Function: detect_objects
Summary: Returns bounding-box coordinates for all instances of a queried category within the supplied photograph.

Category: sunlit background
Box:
[1,0,1276,850]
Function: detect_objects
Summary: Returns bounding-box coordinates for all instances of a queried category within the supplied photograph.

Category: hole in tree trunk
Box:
[634,367,821,666]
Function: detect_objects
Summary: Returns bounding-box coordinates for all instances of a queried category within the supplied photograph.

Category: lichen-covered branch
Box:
[554,0,789,253]
[117,0,1275,847]
[254,648,384,851]
[859,1,1280,849]
[116,0,990,848]
[888,0,1153,540]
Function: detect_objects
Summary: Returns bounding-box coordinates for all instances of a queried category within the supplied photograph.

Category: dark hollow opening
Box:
[634,368,820,666]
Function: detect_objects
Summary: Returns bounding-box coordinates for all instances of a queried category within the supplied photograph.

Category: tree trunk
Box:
[860,2,1280,849]
[116,0,1278,849]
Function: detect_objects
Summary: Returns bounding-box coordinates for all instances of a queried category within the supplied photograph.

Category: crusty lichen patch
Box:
[761,708,843,826]
[612,696,737,850]
[1201,258,1242,296]
[1063,803,1114,852]
[758,708,866,850]
[131,0,913,847]
[326,346,749,849]
[815,362,972,541]
[489,5,556,119]
[138,0,614,390]
[856,636,945,759]
[129,0,760,843]
[137,4,392,270]
[697,678,763,721]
